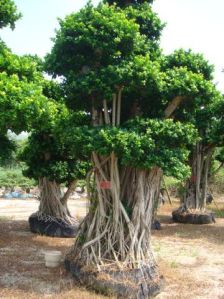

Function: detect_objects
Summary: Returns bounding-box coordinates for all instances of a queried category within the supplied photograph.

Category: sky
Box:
[1,0,224,92]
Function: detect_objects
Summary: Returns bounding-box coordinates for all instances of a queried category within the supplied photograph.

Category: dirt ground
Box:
[0,197,224,299]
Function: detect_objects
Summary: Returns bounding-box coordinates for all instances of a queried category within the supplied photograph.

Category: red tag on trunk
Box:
[191,175,197,182]
[100,181,112,189]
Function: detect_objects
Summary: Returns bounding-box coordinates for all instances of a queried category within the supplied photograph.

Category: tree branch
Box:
[164,96,186,119]
[103,99,111,125]
[112,93,116,126]
[116,88,122,126]
[61,180,77,205]
[213,162,224,176]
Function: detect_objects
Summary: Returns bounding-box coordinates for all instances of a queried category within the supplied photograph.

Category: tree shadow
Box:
[0,218,81,298]
[153,212,224,246]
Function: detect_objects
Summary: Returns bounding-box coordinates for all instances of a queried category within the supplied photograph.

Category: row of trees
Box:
[1,0,224,298]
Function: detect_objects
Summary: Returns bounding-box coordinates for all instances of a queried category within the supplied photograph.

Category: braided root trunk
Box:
[38,177,75,225]
[65,152,163,298]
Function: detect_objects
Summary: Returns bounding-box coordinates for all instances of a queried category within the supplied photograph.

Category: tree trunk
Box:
[38,177,74,223]
[182,144,214,211]
[65,152,163,298]
[172,143,215,224]
[29,177,77,237]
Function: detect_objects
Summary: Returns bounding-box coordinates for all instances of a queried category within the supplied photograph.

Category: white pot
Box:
[44,250,62,268]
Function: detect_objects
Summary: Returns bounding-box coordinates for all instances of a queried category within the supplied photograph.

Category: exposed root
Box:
[67,152,162,272]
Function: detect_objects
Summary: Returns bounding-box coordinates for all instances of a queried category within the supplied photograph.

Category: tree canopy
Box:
[162,49,224,146]
[43,0,224,295]
[104,0,154,8]
[0,41,61,134]
[21,109,91,185]
[45,2,208,180]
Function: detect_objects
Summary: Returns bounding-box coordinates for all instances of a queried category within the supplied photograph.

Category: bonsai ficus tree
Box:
[45,2,199,298]
[21,99,91,237]
[162,49,224,223]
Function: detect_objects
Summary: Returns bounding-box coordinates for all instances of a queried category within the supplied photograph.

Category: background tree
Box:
[162,49,224,223]
[0,4,57,181]
[21,100,91,237]
[0,0,92,237]
[213,147,224,176]
[46,2,199,298]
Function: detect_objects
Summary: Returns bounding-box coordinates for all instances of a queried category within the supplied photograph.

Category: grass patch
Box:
[209,207,224,218]
[189,248,199,257]
[0,216,13,221]
[170,261,178,268]
[153,243,161,252]
[210,164,224,194]
[175,231,190,238]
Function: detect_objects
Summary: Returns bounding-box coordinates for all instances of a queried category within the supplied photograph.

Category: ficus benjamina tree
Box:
[0,0,90,236]
[20,99,91,227]
[162,49,224,217]
[44,1,220,297]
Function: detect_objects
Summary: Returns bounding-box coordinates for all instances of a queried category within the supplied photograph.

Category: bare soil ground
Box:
[0,197,224,299]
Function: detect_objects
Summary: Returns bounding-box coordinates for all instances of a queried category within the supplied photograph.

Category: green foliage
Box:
[161,49,224,150]
[0,134,16,166]
[63,119,198,179]
[46,3,146,75]
[45,0,223,181]
[0,41,41,81]
[124,3,164,41]
[0,167,35,188]
[162,49,214,81]
[45,3,156,109]
[0,41,63,135]
[0,72,42,132]
[0,133,28,168]
[206,98,224,146]
[45,3,222,123]
[3,38,90,186]
[0,72,67,134]
[20,111,91,184]
[0,0,21,29]
[104,0,154,8]
[211,166,224,194]
[215,147,224,164]
[162,67,216,103]
[163,176,186,198]
[42,79,64,103]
